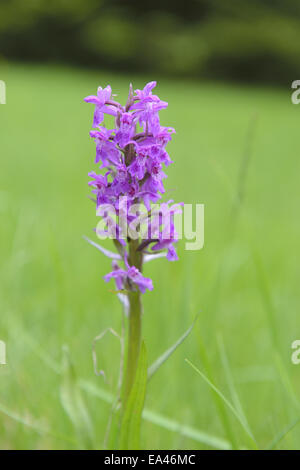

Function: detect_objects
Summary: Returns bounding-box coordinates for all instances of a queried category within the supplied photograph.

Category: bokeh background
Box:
[0,0,300,450]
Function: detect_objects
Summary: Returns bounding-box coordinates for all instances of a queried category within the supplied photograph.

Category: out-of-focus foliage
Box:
[0,0,300,84]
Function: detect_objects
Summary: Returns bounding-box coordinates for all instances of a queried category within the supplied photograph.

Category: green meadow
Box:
[0,63,300,449]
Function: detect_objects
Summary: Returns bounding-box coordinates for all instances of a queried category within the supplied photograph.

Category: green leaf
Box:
[148,317,197,381]
[119,341,147,450]
[60,346,95,449]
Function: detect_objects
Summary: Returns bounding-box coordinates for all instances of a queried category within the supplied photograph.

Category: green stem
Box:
[122,239,143,408]
[123,291,142,405]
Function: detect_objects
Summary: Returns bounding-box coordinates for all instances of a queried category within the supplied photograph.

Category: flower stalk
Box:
[122,238,143,405]
[124,289,142,404]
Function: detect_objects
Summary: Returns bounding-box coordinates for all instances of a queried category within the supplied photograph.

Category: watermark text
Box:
[0,340,6,365]
[291,80,300,104]
[95,198,204,251]
[291,340,300,364]
[0,80,6,104]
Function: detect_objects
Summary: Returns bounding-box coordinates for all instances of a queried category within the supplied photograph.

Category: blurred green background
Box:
[0,0,300,451]
[1,0,300,84]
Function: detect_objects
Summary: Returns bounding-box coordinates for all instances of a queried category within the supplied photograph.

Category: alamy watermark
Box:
[0,340,6,365]
[0,80,6,104]
[291,80,300,104]
[291,340,300,365]
[95,197,204,251]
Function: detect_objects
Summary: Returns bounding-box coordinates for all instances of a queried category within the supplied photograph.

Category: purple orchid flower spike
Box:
[84,81,182,287]
[84,81,184,410]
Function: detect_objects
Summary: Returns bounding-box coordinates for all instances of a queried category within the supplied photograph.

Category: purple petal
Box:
[84,95,101,105]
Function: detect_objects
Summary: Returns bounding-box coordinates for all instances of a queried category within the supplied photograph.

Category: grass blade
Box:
[196,331,237,448]
[231,113,257,226]
[80,380,231,449]
[142,408,231,450]
[185,359,258,448]
[60,346,95,449]
[0,401,77,445]
[3,323,230,450]
[253,250,300,410]
[267,417,300,450]
[217,334,257,448]
[148,317,197,381]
